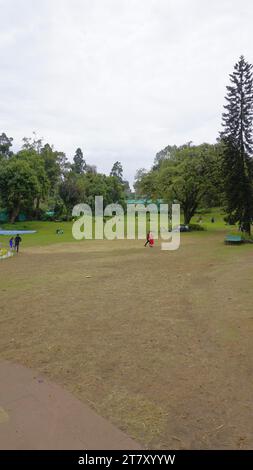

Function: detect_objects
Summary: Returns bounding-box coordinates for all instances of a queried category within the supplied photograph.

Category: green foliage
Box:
[110,161,123,182]
[188,223,205,231]
[0,158,40,222]
[0,130,131,223]
[59,171,126,217]
[136,143,223,224]
[16,149,49,201]
[0,132,13,158]
[221,56,253,235]
[133,168,147,195]
[40,143,67,195]
[59,172,84,216]
[72,148,86,174]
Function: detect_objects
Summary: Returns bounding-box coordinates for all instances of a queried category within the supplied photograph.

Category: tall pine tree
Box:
[72,148,86,174]
[221,56,253,235]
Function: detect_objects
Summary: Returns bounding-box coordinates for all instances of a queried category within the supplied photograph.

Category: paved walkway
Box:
[0,361,141,450]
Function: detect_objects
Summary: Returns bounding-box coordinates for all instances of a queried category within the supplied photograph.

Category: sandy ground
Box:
[1,234,253,449]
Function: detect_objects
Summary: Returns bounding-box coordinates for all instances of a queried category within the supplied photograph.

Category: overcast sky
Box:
[0,0,253,183]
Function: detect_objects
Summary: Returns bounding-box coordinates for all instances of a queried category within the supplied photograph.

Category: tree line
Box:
[1,56,253,234]
[0,133,131,223]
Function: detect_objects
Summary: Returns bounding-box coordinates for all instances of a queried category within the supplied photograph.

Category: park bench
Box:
[224,234,242,245]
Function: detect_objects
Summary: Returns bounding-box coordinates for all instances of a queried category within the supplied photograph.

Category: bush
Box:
[188,223,205,231]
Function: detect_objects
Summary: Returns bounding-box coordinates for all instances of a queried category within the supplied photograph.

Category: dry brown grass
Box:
[1,234,253,449]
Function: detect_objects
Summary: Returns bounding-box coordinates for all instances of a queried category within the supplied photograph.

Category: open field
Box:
[1,222,253,449]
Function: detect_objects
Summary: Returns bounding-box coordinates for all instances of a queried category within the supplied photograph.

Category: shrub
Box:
[188,223,205,231]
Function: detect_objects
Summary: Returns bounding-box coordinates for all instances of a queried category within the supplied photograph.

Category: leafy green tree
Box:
[152,144,178,170]
[110,161,123,182]
[158,147,205,224]
[59,172,84,216]
[138,171,160,200]
[104,176,126,207]
[16,149,49,217]
[168,157,203,225]
[40,144,67,196]
[197,144,224,208]
[122,179,131,197]
[133,168,147,195]
[0,158,40,222]
[137,143,223,224]
[22,132,43,153]
[221,56,253,234]
[0,132,13,158]
[59,170,126,217]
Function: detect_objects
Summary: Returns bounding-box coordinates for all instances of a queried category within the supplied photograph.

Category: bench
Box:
[224,235,242,245]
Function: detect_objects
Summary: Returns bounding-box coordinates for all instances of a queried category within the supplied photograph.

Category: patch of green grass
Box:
[0,208,245,249]
[191,208,235,232]
[0,221,76,248]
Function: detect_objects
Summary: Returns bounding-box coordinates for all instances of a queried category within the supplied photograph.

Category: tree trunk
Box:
[240,220,251,236]
[184,210,191,225]
[10,203,20,223]
[35,196,41,219]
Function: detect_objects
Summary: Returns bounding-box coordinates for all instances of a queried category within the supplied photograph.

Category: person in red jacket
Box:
[149,232,154,247]
[144,231,154,247]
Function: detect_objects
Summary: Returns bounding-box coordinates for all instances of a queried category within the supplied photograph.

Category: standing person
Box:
[9,237,14,251]
[14,234,22,253]
[144,231,151,247]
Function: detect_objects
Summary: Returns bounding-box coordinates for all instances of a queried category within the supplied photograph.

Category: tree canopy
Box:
[0,134,129,222]
[135,143,223,224]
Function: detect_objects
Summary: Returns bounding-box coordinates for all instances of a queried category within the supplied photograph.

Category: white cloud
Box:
[0,0,253,182]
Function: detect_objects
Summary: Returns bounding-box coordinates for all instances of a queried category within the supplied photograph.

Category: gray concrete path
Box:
[0,361,141,450]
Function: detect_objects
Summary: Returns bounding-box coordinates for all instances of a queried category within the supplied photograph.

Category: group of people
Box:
[9,234,22,253]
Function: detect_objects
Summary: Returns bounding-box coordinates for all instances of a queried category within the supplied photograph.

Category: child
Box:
[9,237,14,251]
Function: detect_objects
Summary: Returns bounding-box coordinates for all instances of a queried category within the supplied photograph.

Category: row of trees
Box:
[0,133,130,222]
[134,56,253,234]
[1,56,252,232]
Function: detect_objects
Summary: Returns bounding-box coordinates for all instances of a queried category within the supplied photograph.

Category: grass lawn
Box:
[0,208,238,249]
[0,220,76,247]
[0,212,253,449]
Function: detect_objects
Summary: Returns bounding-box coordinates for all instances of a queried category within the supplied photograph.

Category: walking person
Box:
[144,231,154,247]
[14,234,22,253]
[149,232,154,247]
[144,231,151,247]
[9,237,14,251]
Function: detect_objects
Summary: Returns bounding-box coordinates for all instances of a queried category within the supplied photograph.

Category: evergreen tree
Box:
[72,148,86,174]
[110,161,123,182]
[221,56,253,234]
